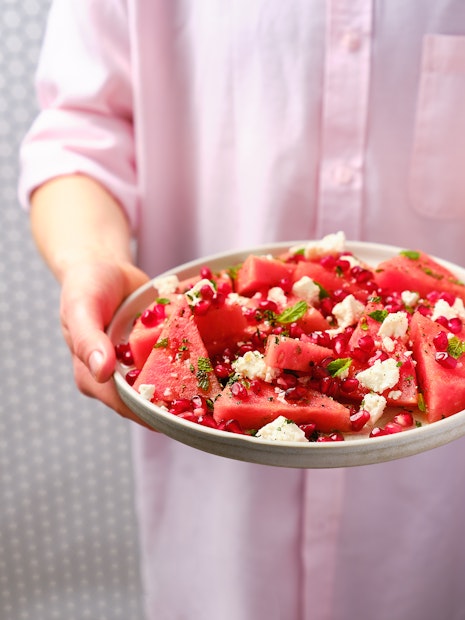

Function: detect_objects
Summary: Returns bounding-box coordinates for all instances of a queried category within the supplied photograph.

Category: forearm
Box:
[30,174,135,283]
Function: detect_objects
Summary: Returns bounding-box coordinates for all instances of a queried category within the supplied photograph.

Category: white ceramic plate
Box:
[108,241,465,468]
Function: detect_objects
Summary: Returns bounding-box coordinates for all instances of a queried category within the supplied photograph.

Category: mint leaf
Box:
[327,358,352,377]
[368,309,389,323]
[447,336,465,359]
[400,250,420,260]
[277,300,308,324]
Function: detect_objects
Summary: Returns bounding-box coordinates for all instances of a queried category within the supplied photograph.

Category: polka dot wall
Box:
[0,2,144,619]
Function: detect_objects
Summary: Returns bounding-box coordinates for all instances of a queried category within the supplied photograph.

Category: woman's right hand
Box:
[59,257,153,427]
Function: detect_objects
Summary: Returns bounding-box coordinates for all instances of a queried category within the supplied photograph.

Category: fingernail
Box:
[89,350,104,378]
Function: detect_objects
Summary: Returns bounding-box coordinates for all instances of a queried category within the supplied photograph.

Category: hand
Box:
[60,258,153,428]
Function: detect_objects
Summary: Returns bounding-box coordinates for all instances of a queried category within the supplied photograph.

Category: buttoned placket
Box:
[302,2,373,619]
[315,0,373,241]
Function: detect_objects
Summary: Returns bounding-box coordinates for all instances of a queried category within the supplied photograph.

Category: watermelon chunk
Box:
[292,259,374,302]
[374,250,465,302]
[235,254,296,296]
[213,380,352,432]
[264,335,333,372]
[133,297,221,402]
[194,299,249,356]
[128,296,178,369]
[410,311,465,422]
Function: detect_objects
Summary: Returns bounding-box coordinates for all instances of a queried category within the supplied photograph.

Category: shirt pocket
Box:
[409,34,465,219]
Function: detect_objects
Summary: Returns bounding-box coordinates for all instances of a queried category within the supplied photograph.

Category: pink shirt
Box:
[20,1,465,619]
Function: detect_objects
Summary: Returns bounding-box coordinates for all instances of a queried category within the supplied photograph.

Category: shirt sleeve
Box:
[18,0,139,231]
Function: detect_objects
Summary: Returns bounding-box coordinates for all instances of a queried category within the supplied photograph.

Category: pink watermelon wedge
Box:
[133,297,222,403]
[213,379,352,432]
[410,311,465,422]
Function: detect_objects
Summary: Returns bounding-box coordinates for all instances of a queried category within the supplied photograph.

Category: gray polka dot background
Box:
[0,2,144,618]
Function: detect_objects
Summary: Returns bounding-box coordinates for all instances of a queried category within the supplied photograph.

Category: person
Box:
[19,1,465,619]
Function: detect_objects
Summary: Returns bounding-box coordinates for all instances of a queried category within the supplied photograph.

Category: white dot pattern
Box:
[0,2,144,618]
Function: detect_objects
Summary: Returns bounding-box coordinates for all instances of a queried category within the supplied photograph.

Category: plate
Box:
[108,241,465,468]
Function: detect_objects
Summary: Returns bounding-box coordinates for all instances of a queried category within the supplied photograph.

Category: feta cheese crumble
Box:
[292,276,320,306]
[255,416,309,442]
[185,278,216,306]
[356,358,400,393]
[378,311,409,340]
[267,286,288,307]
[361,393,387,425]
[431,298,465,322]
[401,290,420,308]
[232,350,276,382]
[332,294,365,329]
[152,274,179,296]
[138,384,156,401]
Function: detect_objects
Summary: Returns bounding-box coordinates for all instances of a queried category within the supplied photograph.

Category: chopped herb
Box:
[277,300,308,324]
[155,338,169,348]
[369,296,382,303]
[417,393,426,412]
[415,420,422,428]
[447,336,465,359]
[156,297,171,305]
[400,250,420,260]
[327,358,353,377]
[360,316,369,331]
[196,357,214,391]
[316,282,330,299]
[422,267,443,280]
[368,309,389,323]
[228,263,242,281]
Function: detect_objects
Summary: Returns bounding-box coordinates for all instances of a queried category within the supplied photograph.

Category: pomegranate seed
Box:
[285,385,307,401]
[259,299,278,313]
[368,350,389,365]
[358,334,375,353]
[312,365,330,380]
[336,259,351,272]
[115,342,132,361]
[435,315,449,329]
[333,335,349,356]
[217,280,233,296]
[197,414,218,428]
[222,419,245,434]
[237,343,254,356]
[392,411,414,427]
[313,331,332,348]
[125,368,141,386]
[333,288,349,302]
[320,255,337,270]
[200,284,215,300]
[369,427,389,438]
[351,347,371,364]
[193,299,211,316]
[276,373,298,390]
[340,377,359,394]
[383,421,403,434]
[289,323,304,339]
[320,297,334,317]
[417,304,431,317]
[299,423,317,438]
[191,395,209,415]
[433,331,449,351]
[200,266,213,280]
[251,330,267,349]
[435,351,458,369]
[316,432,344,442]
[448,317,463,334]
[243,307,260,323]
[154,303,167,320]
[279,277,293,294]
[319,376,338,397]
[231,381,248,399]
[215,363,232,379]
[140,308,159,327]
[350,409,371,432]
[169,398,192,415]
[213,292,227,308]
[351,266,372,283]
[177,412,198,423]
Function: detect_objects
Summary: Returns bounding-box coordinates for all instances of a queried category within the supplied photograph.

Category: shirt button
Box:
[340,31,362,52]
[333,164,355,186]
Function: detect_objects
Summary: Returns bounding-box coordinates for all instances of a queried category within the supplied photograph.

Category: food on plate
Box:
[114,232,465,442]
